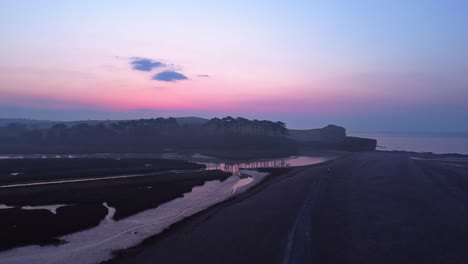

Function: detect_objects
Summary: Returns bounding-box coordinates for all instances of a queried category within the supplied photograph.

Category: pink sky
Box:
[1,1,467,131]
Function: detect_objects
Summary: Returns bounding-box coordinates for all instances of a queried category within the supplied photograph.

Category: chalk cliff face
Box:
[288,125,376,151]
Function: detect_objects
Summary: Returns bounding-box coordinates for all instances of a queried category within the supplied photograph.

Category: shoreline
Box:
[103,169,295,263]
[1,148,467,160]
[3,151,467,263]
[0,168,273,263]
[102,158,341,263]
[103,152,468,264]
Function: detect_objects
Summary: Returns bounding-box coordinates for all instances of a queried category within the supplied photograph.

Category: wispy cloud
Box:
[130,57,165,71]
[152,71,188,82]
[198,74,210,78]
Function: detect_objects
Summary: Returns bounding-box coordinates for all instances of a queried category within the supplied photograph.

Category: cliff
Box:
[288,125,376,151]
[288,125,346,142]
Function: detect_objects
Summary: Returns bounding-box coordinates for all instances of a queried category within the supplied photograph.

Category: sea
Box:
[349,132,468,155]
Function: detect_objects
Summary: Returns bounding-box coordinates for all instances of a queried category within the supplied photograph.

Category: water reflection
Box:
[232,177,254,194]
[0,153,333,177]
[204,156,331,176]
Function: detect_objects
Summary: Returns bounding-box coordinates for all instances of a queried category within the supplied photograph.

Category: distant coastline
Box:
[349,132,468,155]
[0,117,377,157]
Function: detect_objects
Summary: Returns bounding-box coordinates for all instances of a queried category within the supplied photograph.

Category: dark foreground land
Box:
[0,158,204,185]
[109,152,468,264]
[0,159,230,251]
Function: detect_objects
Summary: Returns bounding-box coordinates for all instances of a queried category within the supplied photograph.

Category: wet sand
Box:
[0,169,231,252]
[108,152,468,264]
[0,171,268,264]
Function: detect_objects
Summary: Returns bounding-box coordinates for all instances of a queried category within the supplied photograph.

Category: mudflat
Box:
[109,152,468,264]
[0,158,229,251]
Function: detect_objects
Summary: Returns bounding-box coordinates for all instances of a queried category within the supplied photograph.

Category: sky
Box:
[0,0,467,132]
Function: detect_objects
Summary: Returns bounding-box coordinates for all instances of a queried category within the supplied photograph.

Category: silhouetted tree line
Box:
[0,117,292,153]
[204,117,287,137]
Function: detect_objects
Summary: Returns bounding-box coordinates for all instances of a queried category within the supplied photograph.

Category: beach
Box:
[107,151,468,264]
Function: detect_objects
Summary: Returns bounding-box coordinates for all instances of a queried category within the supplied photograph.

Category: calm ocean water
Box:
[350,133,468,155]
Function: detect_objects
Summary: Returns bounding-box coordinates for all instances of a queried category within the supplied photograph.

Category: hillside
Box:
[288,124,377,152]
[0,117,208,128]
[174,117,209,126]
[288,125,346,142]
[0,117,376,155]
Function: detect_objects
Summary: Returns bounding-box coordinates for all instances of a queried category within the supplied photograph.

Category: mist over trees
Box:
[0,116,376,155]
[204,117,287,137]
[0,117,292,153]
